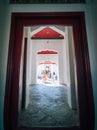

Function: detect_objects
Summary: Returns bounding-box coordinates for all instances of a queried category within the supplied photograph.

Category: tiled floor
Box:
[18,84,79,127]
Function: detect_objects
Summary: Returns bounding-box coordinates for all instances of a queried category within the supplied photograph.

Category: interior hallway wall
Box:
[66,27,78,110]
[0,0,97,130]
[90,0,97,129]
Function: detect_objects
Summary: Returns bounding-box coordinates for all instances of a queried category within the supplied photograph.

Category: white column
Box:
[67,27,78,110]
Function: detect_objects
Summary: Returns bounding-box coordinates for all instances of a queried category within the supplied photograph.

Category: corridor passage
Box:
[18,84,79,127]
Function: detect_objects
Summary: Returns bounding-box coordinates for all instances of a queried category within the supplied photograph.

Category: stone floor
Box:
[18,84,79,127]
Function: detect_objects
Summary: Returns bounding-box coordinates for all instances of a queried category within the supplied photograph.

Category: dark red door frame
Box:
[4,12,94,130]
[21,38,27,109]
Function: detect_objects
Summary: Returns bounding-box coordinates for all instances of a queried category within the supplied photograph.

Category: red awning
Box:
[31,27,64,39]
[37,50,58,54]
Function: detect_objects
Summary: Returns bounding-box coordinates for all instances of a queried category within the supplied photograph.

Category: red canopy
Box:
[31,27,64,39]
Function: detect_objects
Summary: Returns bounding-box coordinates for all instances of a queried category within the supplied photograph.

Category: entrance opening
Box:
[37,60,59,84]
[37,49,59,85]
[18,25,79,127]
[4,12,94,130]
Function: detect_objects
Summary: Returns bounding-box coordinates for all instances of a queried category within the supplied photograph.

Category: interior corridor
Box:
[18,84,79,127]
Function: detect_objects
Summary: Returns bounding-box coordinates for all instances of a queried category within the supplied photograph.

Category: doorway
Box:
[17,25,79,127]
[37,60,59,84]
[36,49,59,85]
[4,12,94,130]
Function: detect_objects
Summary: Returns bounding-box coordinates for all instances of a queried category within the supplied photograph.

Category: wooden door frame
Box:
[4,12,94,130]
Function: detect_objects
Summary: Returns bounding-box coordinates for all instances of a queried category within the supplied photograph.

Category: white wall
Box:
[0,0,97,130]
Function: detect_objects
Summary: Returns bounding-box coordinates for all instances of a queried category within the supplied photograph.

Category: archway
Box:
[36,50,59,84]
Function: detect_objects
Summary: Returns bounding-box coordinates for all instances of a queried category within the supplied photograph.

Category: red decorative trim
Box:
[39,61,56,64]
[37,50,58,54]
[31,27,64,39]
